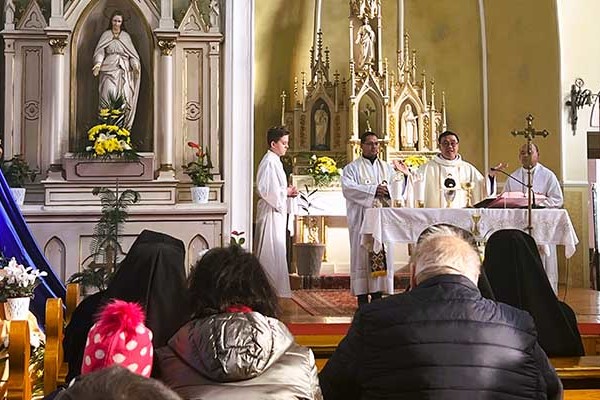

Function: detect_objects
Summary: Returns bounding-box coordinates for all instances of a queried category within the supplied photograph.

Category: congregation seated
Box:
[319,224,562,400]
[483,229,584,357]
[54,366,181,400]
[63,230,190,381]
[156,245,322,399]
[47,299,159,399]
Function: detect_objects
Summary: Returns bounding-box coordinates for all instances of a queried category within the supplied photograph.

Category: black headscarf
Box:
[63,230,191,381]
[483,229,584,357]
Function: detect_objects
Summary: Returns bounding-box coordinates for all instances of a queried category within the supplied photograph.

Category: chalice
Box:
[443,189,456,208]
[461,181,474,207]
[471,213,482,238]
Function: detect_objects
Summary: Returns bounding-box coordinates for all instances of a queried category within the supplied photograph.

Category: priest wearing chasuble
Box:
[342,132,411,306]
[417,131,496,208]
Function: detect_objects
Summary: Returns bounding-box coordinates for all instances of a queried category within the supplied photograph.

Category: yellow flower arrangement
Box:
[403,154,429,170]
[308,155,342,187]
[84,96,137,159]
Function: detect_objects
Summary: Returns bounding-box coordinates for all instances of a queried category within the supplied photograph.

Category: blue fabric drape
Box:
[0,170,65,324]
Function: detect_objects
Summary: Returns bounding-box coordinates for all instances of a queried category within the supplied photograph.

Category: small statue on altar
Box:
[351,0,378,19]
[355,18,375,69]
[400,104,418,148]
[92,10,141,129]
[313,104,329,148]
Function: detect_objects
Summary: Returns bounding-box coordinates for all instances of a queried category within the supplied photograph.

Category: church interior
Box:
[1,0,600,398]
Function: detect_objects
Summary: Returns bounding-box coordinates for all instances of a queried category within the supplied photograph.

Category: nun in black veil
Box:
[483,229,584,357]
[63,230,191,381]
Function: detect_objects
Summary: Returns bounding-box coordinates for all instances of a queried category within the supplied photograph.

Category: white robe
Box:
[503,163,563,293]
[417,154,491,208]
[342,157,406,296]
[254,150,291,297]
[503,163,563,208]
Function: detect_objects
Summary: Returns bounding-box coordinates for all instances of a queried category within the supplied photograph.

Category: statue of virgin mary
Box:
[92,10,141,129]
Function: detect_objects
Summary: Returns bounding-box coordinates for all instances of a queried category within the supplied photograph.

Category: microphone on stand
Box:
[490,167,544,209]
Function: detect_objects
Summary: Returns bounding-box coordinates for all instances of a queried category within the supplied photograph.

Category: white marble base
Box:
[63,153,155,181]
[22,203,228,282]
[42,180,178,206]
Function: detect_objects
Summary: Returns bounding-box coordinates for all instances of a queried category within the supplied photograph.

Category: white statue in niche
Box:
[314,104,329,147]
[401,104,418,148]
[92,10,141,129]
[355,18,375,69]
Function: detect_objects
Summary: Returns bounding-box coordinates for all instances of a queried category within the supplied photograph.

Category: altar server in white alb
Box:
[342,131,411,306]
[254,126,298,298]
[417,131,497,208]
[503,142,563,293]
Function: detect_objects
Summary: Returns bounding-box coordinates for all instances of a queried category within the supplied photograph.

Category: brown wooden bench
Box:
[551,356,600,389]
[6,320,31,400]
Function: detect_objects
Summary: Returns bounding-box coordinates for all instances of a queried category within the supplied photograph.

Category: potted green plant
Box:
[182,141,213,204]
[293,185,326,278]
[1,154,38,205]
[68,184,140,294]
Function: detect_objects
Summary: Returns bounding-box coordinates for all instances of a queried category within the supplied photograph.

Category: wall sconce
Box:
[565,78,598,135]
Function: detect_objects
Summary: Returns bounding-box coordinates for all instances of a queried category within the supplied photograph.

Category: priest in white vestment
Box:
[502,143,563,293]
[342,132,411,306]
[254,127,298,298]
[417,131,495,208]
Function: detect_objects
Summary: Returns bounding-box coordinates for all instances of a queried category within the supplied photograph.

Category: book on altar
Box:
[473,192,547,208]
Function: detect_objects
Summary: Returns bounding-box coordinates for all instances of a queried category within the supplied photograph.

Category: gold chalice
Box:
[471,213,482,238]
[461,181,474,207]
[443,189,456,208]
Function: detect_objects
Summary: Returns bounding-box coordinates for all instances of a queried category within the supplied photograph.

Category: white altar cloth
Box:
[360,208,578,259]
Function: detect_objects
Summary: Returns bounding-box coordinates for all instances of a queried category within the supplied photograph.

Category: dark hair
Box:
[360,131,378,144]
[267,126,290,148]
[107,10,126,31]
[56,366,181,400]
[188,245,280,319]
[438,130,459,144]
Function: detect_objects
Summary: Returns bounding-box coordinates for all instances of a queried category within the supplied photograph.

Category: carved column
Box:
[156,38,176,179]
[159,0,175,29]
[3,38,16,156]
[47,36,68,177]
[223,0,254,247]
[49,0,67,28]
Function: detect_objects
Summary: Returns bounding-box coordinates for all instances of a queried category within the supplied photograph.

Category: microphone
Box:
[490,167,543,208]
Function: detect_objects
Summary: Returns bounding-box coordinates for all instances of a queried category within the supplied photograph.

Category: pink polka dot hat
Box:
[81,300,154,377]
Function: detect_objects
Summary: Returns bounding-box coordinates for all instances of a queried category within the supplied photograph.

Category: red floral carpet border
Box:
[292,289,357,317]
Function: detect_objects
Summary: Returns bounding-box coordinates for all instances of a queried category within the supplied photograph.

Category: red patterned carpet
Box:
[292,289,358,317]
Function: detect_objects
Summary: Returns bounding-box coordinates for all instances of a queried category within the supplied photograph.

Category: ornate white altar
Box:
[1,0,255,281]
[361,208,579,258]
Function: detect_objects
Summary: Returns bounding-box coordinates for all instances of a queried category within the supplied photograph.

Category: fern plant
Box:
[68,183,140,291]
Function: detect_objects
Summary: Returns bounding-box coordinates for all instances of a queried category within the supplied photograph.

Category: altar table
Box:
[360,208,578,258]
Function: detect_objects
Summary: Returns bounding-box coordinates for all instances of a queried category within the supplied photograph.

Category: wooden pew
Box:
[565,390,600,399]
[551,356,600,389]
[43,298,64,395]
[65,283,80,325]
[7,320,31,400]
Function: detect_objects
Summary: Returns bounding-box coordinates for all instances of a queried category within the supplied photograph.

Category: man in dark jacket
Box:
[319,224,562,400]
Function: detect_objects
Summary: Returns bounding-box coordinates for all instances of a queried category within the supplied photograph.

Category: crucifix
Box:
[510,114,549,235]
